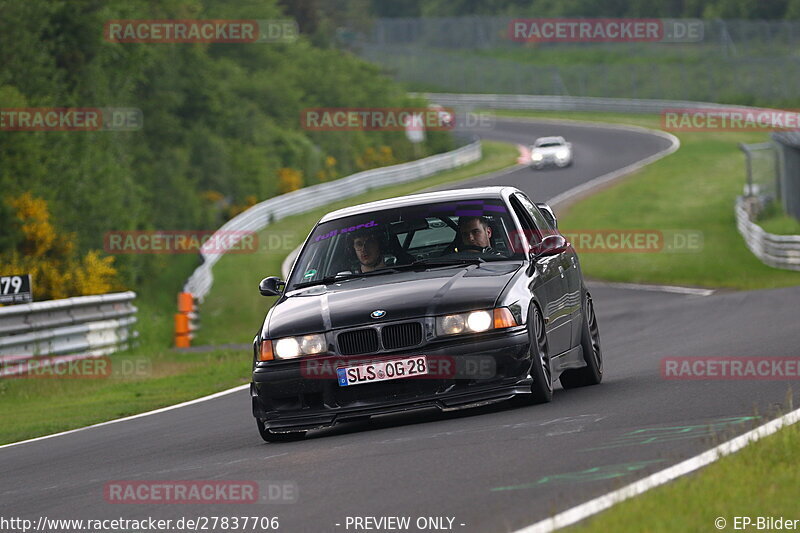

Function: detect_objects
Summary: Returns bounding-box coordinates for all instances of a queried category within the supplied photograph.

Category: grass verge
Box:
[0,140,517,445]
[495,110,800,290]
[756,202,800,236]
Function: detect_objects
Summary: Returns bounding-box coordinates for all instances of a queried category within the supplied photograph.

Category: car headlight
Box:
[436,308,518,337]
[439,314,466,335]
[531,152,544,162]
[466,310,492,332]
[555,148,570,160]
[272,333,326,359]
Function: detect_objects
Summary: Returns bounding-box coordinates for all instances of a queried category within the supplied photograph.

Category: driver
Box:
[349,228,386,273]
[456,216,497,254]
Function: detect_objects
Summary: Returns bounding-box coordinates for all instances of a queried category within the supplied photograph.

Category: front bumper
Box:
[531,155,571,168]
[251,328,532,432]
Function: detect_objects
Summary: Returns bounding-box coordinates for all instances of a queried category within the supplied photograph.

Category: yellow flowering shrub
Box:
[72,250,119,296]
[0,193,122,301]
[201,190,225,204]
[355,145,396,170]
[316,155,338,182]
[277,167,304,194]
[8,193,57,257]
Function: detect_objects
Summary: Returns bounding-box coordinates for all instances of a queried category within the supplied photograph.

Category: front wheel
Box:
[560,292,603,389]
[256,419,307,443]
[526,304,553,403]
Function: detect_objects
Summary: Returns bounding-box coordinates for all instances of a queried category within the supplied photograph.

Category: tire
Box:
[256,419,307,443]
[526,304,553,403]
[560,291,603,389]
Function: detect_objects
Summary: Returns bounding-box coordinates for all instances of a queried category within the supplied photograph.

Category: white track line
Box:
[0,384,249,450]
[513,407,800,533]
[588,281,715,297]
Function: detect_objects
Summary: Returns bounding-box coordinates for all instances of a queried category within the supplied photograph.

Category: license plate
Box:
[336,356,428,387]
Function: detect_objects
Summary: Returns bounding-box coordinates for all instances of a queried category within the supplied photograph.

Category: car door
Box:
[517,194,583,348]
[509,195,572,356]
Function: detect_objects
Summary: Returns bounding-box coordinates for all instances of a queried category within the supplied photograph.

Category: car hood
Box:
[264,263,521,338]
[532,145,568,155]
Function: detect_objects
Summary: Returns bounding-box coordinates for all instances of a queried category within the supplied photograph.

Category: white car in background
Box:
[530,136,573,169]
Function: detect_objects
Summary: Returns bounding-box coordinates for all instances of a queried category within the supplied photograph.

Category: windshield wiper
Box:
[291,268,399,290]
[291,259,485,290]
[395,257,486,270]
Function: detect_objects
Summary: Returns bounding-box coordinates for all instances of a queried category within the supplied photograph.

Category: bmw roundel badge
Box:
[371,309,387,319]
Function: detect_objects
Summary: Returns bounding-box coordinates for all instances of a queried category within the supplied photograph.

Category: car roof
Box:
[319,186,521,223]
[535,136,565,144]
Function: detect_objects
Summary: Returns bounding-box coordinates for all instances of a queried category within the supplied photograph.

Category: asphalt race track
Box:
[2,118,798,533]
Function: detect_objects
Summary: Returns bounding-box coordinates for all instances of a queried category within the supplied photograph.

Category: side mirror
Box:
[532,234,568,258]
[535,202,558,229]
[259,277,285,297]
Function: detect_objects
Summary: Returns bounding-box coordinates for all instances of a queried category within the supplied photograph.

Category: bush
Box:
[0,193,122,301]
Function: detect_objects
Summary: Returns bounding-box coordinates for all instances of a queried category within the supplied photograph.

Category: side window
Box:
[516,194,554,236]
[509,196,541,250]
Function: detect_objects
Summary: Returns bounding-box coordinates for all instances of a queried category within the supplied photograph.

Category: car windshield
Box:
[287,198,524,290]
[535,140,564,147]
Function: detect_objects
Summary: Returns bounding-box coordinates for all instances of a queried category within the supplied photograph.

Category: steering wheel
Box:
[454,244,486,254]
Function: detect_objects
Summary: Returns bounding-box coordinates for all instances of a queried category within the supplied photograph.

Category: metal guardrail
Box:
[735,197,800,271]
[183,141,482,303]
[421,93,758,114]
[363,17,800,52]
[0,291,138,357]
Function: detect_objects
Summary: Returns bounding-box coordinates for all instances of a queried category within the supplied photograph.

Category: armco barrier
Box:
[419,93,758,114]
[0,291,138,359]
[735,197,800,271]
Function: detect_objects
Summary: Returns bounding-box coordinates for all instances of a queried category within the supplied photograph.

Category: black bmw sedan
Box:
[251,186,602,442]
